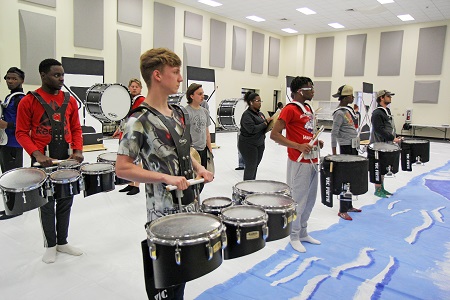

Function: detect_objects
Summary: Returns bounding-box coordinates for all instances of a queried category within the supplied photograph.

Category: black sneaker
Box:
[235,167,244,170]
[127,187,140,195]
[119,185,133,192]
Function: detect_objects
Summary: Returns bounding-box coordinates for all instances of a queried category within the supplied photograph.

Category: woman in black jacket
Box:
[238,91,272,180]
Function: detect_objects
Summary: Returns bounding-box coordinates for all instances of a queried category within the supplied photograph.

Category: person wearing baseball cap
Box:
[330,85,362,220]
[0,67,26,220]
[370,89,402,198]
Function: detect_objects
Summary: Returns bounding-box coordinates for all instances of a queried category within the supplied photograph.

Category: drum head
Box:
[234,180,290,194]
[202,197,232,208]
[50,169,80,183]
[58,159,80,168]
[148,213,221,241]
[0,167,47,192]
[325,154,368,163]
[245,194,294,209]
[221,205,266,222]
[369,142,400,152]
[98,152,118,163]
[402,139,429,145]
[81,163,114,174]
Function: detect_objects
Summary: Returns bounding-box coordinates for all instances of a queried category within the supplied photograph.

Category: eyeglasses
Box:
[300,87,314,91]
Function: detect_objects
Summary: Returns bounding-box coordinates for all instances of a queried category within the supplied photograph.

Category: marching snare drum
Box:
[0,167,49,215]
[49,169,83,199]
[80,163,115,197]
[367,142,401,184]
[244,194,296,242]
[58,159,81,170]
[85,83,132,122]
[401,139,430,171]
[201,197,233,215]
[221,205,268,260]
[232,180,291,205]
[217,99,247,130]
[145,212,227,288]
[97,152,130,185]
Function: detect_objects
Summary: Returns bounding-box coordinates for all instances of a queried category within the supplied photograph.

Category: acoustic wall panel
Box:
[184,11,203,40]
[415,25,447,75]
[117,0,142,27]
[251,32,264,74]
[378,31,403,76]
[232,26,246,71]
[153,2,175,50]
[312,81,332,101]
[19,10,56,85]
[314,37,334,77]
[23,0,56,7]
[268,37,280,76]
[74,0,103,50]
[183,43,201,68]
[413,81,440,104]
[210,19,226,68]
[117,30,141,85]
[344,34,367,76]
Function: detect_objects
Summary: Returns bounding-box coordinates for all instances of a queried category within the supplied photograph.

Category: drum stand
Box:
[339,183,358,202]
[385,165,395,178]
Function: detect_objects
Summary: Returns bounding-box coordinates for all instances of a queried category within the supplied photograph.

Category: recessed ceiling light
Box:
[296,7,317,15]
[377,0,395,4]
[397,14,414,21]
[282,28,298,34]
[328,23,345,29]
[246,15,265,22]
[198,0,222,7]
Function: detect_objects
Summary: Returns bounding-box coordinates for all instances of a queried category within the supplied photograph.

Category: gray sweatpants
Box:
[287,160,318,240]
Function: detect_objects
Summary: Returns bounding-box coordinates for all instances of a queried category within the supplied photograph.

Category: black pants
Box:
[141,240,185,300]
[238,142,265,181]
[339,145,358,213]
[0,146,23,172]
[196,147,208,192]
[39,196,74,248]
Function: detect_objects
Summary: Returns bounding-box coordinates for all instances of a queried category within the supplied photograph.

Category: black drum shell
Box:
[82,173,115,197]
[97,154,131,185]
[150,236,223,289]
[2,188,48,215]
[223,222,266,259]
[322,155,369,195]
[367,144,400,183]
[401,139,430,171]
[52,181,81,199]
[201,197,233,216]
[265,211,294,242]
[217,106,235,126]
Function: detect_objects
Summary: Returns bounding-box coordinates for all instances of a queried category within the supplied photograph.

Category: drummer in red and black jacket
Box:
[16,58,84,264]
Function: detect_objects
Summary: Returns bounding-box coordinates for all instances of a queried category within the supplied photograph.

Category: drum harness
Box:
[128,103,199,214]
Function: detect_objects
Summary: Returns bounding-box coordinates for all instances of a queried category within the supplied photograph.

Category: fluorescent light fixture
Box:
[198,0,222,7]
[282,28,298,34]
[296,7,317,15]
[328,23,345,29]
[377,0,395,4]
[246,15,265,22]
[397,14,414,21]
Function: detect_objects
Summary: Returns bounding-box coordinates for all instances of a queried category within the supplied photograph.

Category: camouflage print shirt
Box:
[118,102,191,222]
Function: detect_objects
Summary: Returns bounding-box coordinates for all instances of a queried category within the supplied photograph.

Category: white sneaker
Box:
[42,246,57,264]
[300,235,321,245]
[56,244,83,256]
[290,240,306,253]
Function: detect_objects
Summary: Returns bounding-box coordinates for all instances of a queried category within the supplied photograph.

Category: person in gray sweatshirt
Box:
[331,85,362,220]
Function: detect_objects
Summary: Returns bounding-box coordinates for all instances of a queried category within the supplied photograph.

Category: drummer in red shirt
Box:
[16,58,84,264]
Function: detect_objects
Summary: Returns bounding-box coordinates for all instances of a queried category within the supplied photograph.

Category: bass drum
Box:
[146,213,227,288]
[217,98,247,130]
[85,83,131,122]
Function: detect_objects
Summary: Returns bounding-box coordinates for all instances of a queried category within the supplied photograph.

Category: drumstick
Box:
[33,160,64,167]
[165,178,205,191]
[296,125,325,162]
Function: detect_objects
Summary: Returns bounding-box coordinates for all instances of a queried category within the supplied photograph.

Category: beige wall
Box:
[1,0,449,134]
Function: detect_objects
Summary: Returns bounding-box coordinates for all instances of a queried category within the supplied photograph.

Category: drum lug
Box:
[282,214,288,229]
[97,175,101,187]
[206,241,213,261]
[69,182,74,195]
[22,192,27,204]
[236,226,241,245]
[149,242,157,260]
[79,177,85,191]
[293,210,297,221]
[45,181,53,198]
[221,230,228,249]
[262,224,269,241]
[175,243,181,265]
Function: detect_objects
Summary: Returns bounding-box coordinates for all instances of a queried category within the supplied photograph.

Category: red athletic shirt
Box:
[278,102,317,163]
[131,95,145,110]
[16,88,83,156]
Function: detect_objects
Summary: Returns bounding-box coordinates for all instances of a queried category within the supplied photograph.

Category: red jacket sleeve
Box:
[69,97,83,151]
[16,94,40,155]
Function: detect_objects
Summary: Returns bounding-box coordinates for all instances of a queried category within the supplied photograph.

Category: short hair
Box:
[140,48,182,88]
[290,76,313,94]
[128,78,142,88]
[39,59,62,73]
[186,83,202,104]
[277,102,283,109]
[243,91,259,106]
